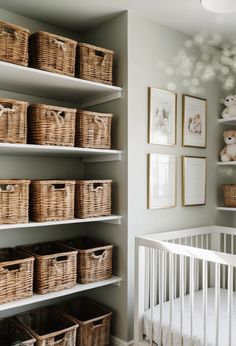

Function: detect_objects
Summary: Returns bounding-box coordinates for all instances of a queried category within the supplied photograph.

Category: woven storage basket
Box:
[56,297,112,346]
[30,180,75,222]
[16,307,78,346]
[0,21,30,66]
[20,242,77,294]
[0,318,36,346]
[75,180,112,219]
[76,110,112,149]
[61,238,113,284]
[0,248,34,304]
[223,184,236,207]
[28,104,76,147]
[0,179,30,224]
[29,31,77,76]
[76,43,114,85]
[0,98,28,144]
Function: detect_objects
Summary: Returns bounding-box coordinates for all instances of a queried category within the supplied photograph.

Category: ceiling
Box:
[0,0,236,41]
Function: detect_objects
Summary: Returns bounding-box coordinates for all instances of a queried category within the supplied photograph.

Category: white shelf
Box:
[217,161,236,166]
[217,207,236,211]
[0,275,122,312]
[218,117,236,125]
[0,61,122,107]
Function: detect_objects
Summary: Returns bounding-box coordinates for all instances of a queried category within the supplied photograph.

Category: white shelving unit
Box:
[217,161,236,166]
[217,207,236,211]
[218,117,236,125]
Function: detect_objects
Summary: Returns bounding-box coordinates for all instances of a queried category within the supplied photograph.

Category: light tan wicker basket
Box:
[76,110,112,149]
[28,104,76,146]
[0,21,30,66]
[0,318,36,346]
[0,248,34,304]
[0,97,28,144]
[76,43,114,85]
[223,184,236,207]
[75,180,112,219]
[30,180,75,222]
[0,179,30,224]
[29,31,77,76]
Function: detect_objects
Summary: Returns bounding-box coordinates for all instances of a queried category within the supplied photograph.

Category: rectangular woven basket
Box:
[75,180,112,219]
[30,180,75,222]
[0,318,36,345]
[76,110,112,149]
[0,248,34,304]
[0,20,30,66]
[0,179,30,224]
[28,104,76,147]
[20,242,77,294]
[0,97,28,144]
[56,297,112,346]
[223,184,236,207]
[76,43,114,85]
[29,31,77,76]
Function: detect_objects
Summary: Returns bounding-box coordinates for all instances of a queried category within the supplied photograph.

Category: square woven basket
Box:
[0,20,30,66]
[28,104,76,147]
[223,184,236,207]
[0,248,34,304]
[0,318,36,345]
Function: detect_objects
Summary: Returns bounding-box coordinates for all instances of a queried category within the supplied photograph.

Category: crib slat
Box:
[169,253,173,344]
[196,236,199,290]
[190,257,195,339]
[228,266,233,346]
[215,263,220,346]
[159,250,164,345]
[145,247,150,310]
[184,238,188,295]
[164,251,167,302]
[203,260,208,346]
[223,234,227,289]
[149,248,154,346]
[180,255,185,338]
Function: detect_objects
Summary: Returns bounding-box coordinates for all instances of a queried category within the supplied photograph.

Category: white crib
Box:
[134,225,236,346]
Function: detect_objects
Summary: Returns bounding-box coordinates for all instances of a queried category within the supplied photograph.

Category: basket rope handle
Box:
[91,251,107,261]
[90,185,104,192]
[91,322,104,329]
[0,27,18,39]
[46,110,65,126]
[51,258,62,274]
[49,185,68,197]
[53,39,67,52]
[93,115,106,130]
[0,263,27,275]
[0,104,15,117]
[0,184,17,193]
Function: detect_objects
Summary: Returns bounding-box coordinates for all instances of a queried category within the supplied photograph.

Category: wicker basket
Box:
[0,97,28,144]
[30,180,75,222]
[76,110,112,149]
[0,248,34,304]
[29,31,77,76]
[0,318,36,345]
[76,43,114,85]
[20,242,77,294]
[0,21,30,66]
[223,184,236,207]
[16,307,78,346]
[56,297,112,346]
[28,104,76,147]
[75,180,112,219]
[0,179,30,224]
[62,238,113,284]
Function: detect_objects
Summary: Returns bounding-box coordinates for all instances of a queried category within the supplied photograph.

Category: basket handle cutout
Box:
[91,319,103,329]
[46,110,65,126]
[0,263,26,274]
[0,184,17,193]
[0,27,18,39]
[53,39,67,52]
[54,333,66,344]
[91,250,107,261]
[95,50,105,58]
[0,104,15,118]
[55,255,68,262]
[93,115,106,129]
[90,183,104,192]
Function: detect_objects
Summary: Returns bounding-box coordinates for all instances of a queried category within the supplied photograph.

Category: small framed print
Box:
[148,88,177,146]
[148,154,177,209]
[182,95,207,148]
[182,156,207,206]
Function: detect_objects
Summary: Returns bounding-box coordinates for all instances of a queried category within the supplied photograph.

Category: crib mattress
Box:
[143,288,236,346]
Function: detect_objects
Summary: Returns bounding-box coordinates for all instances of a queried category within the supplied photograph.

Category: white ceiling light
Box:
[201,0,236,13]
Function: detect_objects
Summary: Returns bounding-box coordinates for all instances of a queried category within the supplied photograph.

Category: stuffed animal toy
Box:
[220,130,236,161]
[221,95,236,119]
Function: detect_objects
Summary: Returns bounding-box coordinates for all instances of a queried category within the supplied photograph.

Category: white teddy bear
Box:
[222,95,236,119]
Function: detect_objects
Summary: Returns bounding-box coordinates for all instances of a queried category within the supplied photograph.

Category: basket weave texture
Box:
[0,248,34,304]
[0,318,36,345]
[20,242,77,294]
[0,97,28,144]
[0,20,30,66]
[0,179,30,224]
[62,238,113,284]
[223,184,236,207]
[30,180,75,222]
[28,104,76,147]
[29,31,77,76]
[75,180,112,219]
[77,43,114,85]
[76,110,112,149]
[56,297,112,346]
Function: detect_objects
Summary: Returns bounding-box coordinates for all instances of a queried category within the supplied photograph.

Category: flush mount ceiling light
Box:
[201,0,236,13]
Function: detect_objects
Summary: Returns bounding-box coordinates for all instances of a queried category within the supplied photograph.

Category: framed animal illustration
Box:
[148,87,177,146]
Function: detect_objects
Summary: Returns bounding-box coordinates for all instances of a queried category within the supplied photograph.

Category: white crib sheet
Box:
[143,288,236,346]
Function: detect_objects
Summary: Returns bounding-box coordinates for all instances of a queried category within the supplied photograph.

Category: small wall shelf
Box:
[217,207,236,211]
[217,161,236,166]
[218,117,236,125]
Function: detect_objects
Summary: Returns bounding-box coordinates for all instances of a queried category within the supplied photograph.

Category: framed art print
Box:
[148,88,177,146]
[182,95,207,148]
[148,154,177,209]
[182,156,207,206]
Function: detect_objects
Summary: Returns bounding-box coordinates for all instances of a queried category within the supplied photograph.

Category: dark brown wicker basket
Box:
[30,180,75,222]
[28,104,76,147]
[29,31,77,76]
[61,238,113,284]
[0,21,30,66]
[75,180,112,219]
[19,242,77,294]
[76,43,114,85]
[0,318,36,345]
[223,184,236,207]
[0,179,30,224]
[76,110,112,149]
[0,248,34,304]
[56,297,112,346]
[16,307,78,346]
[0,97,28,144]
